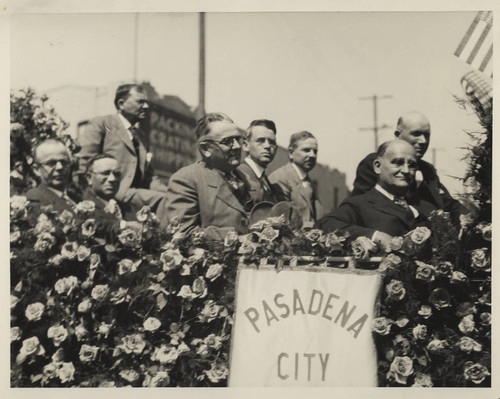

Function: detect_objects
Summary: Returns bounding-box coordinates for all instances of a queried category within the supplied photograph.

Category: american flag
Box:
[454,11,493,77]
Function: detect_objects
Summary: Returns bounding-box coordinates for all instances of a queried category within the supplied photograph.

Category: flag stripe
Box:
[479,44,493,72]
[466,22,492,64]
[470,28,493,70]
[455,13,480,57]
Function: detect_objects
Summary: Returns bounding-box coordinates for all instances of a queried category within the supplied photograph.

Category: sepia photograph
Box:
[5,0,494,396]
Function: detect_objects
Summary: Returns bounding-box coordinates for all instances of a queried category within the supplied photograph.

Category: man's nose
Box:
[401,163,411,173]
[54,160,66,170]
[232,138,242,150]
[142,102,150,109]
[108,173,119,182]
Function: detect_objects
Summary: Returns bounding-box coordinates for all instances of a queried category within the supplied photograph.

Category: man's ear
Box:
[242,139,249,153]
[373,158,382,175]
[32,163,42,178]
[198,142,211,158]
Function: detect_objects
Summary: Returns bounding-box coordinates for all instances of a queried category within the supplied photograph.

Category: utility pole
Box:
[196,12,206,119]
[431,147,444,167]
[359,94,392,151]
[133,13,139,82]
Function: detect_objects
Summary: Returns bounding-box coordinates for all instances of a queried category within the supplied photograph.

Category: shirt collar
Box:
[375,184,395,200]
[117,113,135,130]
[291,162,308,181]
[245,157,266,178]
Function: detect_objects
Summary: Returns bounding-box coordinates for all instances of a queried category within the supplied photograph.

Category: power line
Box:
[359,94,392,151]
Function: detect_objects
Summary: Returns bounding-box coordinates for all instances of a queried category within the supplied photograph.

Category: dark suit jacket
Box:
[25,183,80,214]
[237,160,284,204]
[315,188,436,238]
[163,161,252,240]
[269,163,324,224]
[351,152,463,220]
[77,114,166,209]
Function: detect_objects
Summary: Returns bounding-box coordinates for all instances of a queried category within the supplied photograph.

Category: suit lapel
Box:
[109,115,136,154]
[287,164,314,214]
[206,169,247,215]
[367,189,415,229]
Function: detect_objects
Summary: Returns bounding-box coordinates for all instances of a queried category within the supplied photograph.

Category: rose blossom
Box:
[463,362,490,384]
[478,291,491,306]
[436,261,454,276]
[259,226,280,242]
[426,339,448,353]
[75,200,96,214]
[79,344,99,362]
[455,302,477,317]
[470,248,490,271]
[223,230,240,246]
[136,206,152,222]
[379,254,402,272]
[35,219,55,234]
[89,253,101,270]
[118,228,140,247]
[412,373,433,387]
[117,334,146,355]
[428,288,451,310]
[16,336,45,364]
[147,371,170,387]
[388,356,414,384]
[386,279,406,301]
[110,287,130,304]
[418,305,432,319]
[238,240,256,254]
[206,263,224,281]
[58,209,74,225]
[25,302,45,321]
[192,277,208,298]
[415,261,436,282]
[42,363,58,381]
[409,226,431,245]
[91,284,110,301]
[458,314,475,334]
[151,344,179,364]
[119,369,140,383]
[60,241,79,259]
[351,236,377,259]
[249,219,271,232]
[475,222,492,241]
[160,248,184,271]
[56,362,76,383]
[11,295,20,309]
[10,195,29,217]
[190,247,206,262]
[11,326,22,342]
[81,218,97,237]
[143,317,161,332]
[97,322,113,339]
[390,236,404,251]
[395,317,409,328]
[77,245,91,261]
[204,362,229,383]
[480,312,491,326]
[52,348,65,364]
[199,300,224,323]
[47,325,68,347]
[450,271,468,284]
[118,258,140,275]
[324,231,347,249]
[457,336,482,353]
[372,317,392,335]
[412,324,428,340]
[74,323,88,341]
[203,334,223,350]
[34,232,56,252]
[305,229,323,243]
[48,254,63,266]
[10,229,21,243]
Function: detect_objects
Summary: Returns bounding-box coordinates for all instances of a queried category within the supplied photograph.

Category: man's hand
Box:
[373,231,393,252]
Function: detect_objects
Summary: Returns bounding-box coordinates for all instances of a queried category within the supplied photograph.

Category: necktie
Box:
[302,177,317,220]
[129,126,141,159]
[393,196,409,210]
[61,192,76,209]
[129,126,143,186]
[260,172,273,200]
[225,172,253,211]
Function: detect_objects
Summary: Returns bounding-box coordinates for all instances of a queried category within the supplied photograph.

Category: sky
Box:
[10,11,486,194]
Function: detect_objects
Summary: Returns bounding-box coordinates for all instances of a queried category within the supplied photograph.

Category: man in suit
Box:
[238,119,283,204]
[351,111,462,220]
[163,113,254,240]
[315,140,436,251]
[77,84,166,214]
[26,138,81,213]
[269,131,323,226]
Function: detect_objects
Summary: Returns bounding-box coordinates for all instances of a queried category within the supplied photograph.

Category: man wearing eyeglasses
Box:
[315,140,436,251]
[77,84,166,215]
[163,113,253,240]
[26,138,82,213]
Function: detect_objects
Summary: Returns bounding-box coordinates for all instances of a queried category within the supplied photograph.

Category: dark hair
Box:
[32,138,69,164]
[114,84,145,109]
[245,119,277,139]
[376,141,392,158]
[85,154,117,173]
[288,131,315,152]
[195,112,234,139]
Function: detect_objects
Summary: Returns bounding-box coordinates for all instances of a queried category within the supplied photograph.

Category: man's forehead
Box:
[93,158,118,170]
[385,145,416,160]
[250,125,275,138]
[296,137,318,148]
[37,142,69,159]
[207,120,240,138]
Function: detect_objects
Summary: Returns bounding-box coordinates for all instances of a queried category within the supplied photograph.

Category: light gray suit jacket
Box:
[163,161,251,240]
[269,162,324,224]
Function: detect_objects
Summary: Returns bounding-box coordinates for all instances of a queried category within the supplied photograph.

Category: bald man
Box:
[316,140,436,250]
[351,111,462,220]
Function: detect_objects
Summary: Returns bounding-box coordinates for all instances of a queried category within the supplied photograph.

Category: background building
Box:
[46,82,348,213]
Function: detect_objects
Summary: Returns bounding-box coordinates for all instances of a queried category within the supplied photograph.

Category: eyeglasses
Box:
[39,159,71,169]
[205,135,243,149]
[91,170,122,179]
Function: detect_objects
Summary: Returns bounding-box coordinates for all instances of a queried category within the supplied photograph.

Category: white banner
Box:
[229,266,382,387]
